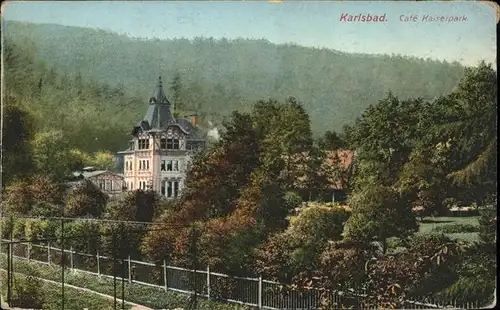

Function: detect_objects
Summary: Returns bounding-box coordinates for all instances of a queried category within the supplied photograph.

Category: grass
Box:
[1,257,255,309]
[1,270,122,310]
[418,216,480,242]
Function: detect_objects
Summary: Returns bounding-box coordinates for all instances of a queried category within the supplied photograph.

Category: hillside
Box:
[3,20,466,144]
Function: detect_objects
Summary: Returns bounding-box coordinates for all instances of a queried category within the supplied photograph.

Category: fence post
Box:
[258,276,263,309]
[163,260,168,292]
[47,242,51,265]
[27,242,31,262]
[127,255,131,283]
[207,265,210,299]
[70,247,74,271]
[97,251,100,277]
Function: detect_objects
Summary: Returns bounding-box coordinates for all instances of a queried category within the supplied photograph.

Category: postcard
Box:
[1,1,497,309]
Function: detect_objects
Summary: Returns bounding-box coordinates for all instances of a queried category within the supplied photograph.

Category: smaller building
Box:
[72,167,125,200]
[293,149,355,203]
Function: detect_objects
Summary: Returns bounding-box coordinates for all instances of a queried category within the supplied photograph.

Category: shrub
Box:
[478,205,496,244]
[10,265,45,309]
[439,276,495,307]
[432,223,479,234]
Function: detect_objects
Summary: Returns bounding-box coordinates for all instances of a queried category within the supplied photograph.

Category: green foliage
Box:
[255,205,351,282]
[478,203,496,245]
[441,276,495,307]
[343,186,417,244]
[288,205,350,245]
[7,258,251,310]
[432,223,478,234]
[318,130,345,150]
[1,102,36,187]
[4,21,466,139]
[60,220,102,253]
[31,130,76,180]
[446,62,497,189]
[3,174,66,217]
[101,190,164,258]
[65,179,108,217]
[9,264,45,309]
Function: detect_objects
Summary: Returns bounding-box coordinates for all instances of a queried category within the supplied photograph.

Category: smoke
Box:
[207,127,220,141]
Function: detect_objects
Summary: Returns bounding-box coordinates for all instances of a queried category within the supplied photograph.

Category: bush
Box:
[432,223,478,234]
[439,276,495,307]
[9,265,45,309]
[478,205,496,244]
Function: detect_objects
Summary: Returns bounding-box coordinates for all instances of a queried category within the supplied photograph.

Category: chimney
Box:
[190,113,198,127]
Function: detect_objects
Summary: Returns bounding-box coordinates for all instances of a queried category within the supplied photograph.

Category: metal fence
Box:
[1,239,485,309]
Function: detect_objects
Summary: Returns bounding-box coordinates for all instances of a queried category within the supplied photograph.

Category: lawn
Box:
[1,270,122,310]
[1,256,255,310]
[418,216,480,242]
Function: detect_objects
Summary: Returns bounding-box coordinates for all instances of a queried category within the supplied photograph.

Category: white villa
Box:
[117,76,205,199]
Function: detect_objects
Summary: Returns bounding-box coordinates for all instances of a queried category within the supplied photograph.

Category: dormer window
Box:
[138,139,150,150]
[160,138,167,149]
[167,138,180,150]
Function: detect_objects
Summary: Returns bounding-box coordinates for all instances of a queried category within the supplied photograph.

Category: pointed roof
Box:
[150,76,170,104]
[130,76,202,138]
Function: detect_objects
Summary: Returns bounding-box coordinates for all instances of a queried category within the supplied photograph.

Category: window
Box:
[105,180,112,191]
[129,182,133,190]
[165,180,180,198]
[126,161,133,171]
[167,181,172,197]
[173,160,179,171]
[99,180,105,189]
[161,160,166,171]
[129,141,135,150]
[138,139,150,150]
[161,183,165,195]
[139,160,149,171]
[166,139,180,150]
[160,138,167,149]
[173,181,179,198]
[167,160,173,171]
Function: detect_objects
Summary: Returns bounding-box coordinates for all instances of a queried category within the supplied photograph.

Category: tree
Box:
[254,205,351,283]
[170,72,185,116]
[318,130,345,150]
[445,62,497,200]
[3,174,66,217]
[343,185,417,248]
[65,179,108,217]
[99,190,165,259]
[31,130,75,180]
[1,102,36,187]
[396,144,451,217]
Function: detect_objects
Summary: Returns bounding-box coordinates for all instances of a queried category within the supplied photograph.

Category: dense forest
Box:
[3,20,466,143]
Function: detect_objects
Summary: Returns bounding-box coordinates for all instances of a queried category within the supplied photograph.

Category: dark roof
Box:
[152,76,170,104]
[175,118,203,140]
[132,76,203,139]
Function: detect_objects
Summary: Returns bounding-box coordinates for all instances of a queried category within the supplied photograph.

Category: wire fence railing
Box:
[1,239,486,309]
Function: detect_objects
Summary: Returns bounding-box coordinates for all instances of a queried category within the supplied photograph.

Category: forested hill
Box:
[4,20,466,138]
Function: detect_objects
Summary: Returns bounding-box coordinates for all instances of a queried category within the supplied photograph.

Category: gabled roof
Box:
[74,170,124,179]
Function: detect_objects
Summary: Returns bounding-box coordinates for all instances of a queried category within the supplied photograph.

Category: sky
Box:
[1,1,497,66]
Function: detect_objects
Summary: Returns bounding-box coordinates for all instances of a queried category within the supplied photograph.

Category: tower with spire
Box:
[118,76,205,199]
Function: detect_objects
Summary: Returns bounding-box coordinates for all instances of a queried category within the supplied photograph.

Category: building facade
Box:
[117,77,205,199]
[70,167,125,200]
